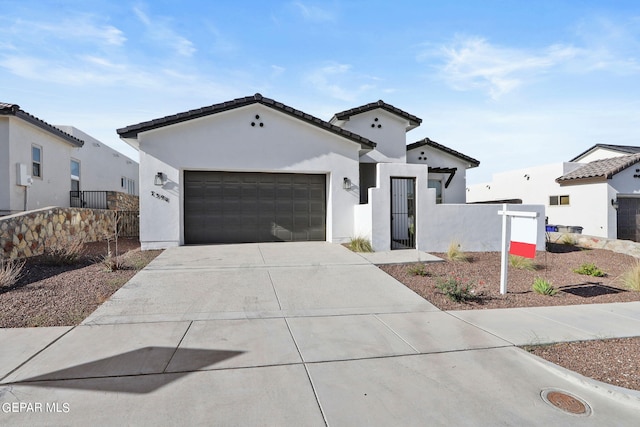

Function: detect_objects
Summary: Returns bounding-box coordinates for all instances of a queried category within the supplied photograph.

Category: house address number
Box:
[151,191,170,203]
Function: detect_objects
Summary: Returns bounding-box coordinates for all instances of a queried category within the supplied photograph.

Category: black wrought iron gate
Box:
[390,177,416,250]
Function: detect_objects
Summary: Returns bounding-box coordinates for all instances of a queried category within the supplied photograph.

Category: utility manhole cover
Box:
[541,389,591,416]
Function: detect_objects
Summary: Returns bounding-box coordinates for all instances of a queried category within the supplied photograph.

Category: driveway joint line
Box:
[267,270,283,311]
[0,325,77,383]
[373,314,420,354]
[162,321,194,373]
[444,310,518,346]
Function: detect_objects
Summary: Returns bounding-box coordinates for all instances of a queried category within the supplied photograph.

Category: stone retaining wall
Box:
[0,207,117,259]
[106,192,139,211]
[548,232,640,258]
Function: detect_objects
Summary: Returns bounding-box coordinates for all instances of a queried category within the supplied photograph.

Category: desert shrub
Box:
[0,259,25,289]
[348,236,373,253]
[619,262,640,291]
[101,252,125,272]
[509,255,537,271]
[447,241,468,262]
[532,277,557,296]
[435,276,476,302]
[42,236,85,265]
[573,263,606,277]
[407,263,429,276]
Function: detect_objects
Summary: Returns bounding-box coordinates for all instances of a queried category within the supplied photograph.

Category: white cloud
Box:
[292,2,335,22]
[304,63,393,102]
[133,6,196,57]
[429,36,580,99]
[7,16,126,47]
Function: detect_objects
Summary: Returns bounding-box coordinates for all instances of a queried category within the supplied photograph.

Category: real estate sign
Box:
[509,216,538,259]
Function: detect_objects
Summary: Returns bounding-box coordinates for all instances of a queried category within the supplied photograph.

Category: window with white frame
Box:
[32,145,42,178]
[121,177,136,195]
[70,159,80,192]
[549,195,570,206]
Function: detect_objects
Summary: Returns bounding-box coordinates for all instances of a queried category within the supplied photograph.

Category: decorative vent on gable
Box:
[251,114,264,128]
[370,117,382,129]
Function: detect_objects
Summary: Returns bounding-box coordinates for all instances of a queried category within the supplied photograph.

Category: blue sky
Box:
[1,1,639,184]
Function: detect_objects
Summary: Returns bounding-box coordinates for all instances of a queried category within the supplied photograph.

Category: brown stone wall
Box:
[0,207,117,260]
[106,192,139,211]
[548,232,640,258]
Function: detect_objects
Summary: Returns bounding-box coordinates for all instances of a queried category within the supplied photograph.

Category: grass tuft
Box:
[509,255,537,271]
[560,234,576,246]
[619,262,640,291]
[532,277,557,296]
[42,236,85,265]
[573,262,606,277]
[348,236,373,253]
[0,259,25,289]
[447,241,468,262]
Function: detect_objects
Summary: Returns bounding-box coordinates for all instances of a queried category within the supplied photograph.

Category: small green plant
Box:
[573,263,606,277]
[42,236,85,265]
[435,276,476,302]
[446,241,468,262]
[509,255,537,271]
[407,263,429,276]
[560,234,576,246]
[532,277,557,296]
[348,236,373,253]
[0,259,25,289]
[619,262,640,291]
[101,252,125,272]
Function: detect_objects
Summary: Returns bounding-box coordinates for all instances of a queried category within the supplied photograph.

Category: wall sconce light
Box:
[524,174,530,180]
[343,177,351,190]
[611,198,619,209]
[154,172,165,186]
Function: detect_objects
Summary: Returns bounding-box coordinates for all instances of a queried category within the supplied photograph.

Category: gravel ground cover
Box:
[0,238,161,328]
[379,243,640,391]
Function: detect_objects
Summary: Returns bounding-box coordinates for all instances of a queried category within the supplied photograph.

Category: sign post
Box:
[498,204,539,295]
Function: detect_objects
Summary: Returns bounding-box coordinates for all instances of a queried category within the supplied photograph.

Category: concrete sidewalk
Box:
[1,243,639,426]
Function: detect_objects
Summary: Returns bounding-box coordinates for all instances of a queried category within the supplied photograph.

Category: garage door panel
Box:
[184,171,326,244]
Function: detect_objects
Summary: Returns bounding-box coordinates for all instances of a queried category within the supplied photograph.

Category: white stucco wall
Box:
[421,203,546,252]
[338,109,409,163]
[58,126,139,195]
[406,144,471,203]
[467,162,613,238]
[0,119,10,213]
[6,117,75,212]
[132,104,361,249]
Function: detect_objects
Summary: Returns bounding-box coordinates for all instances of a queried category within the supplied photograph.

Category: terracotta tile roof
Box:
[570,144,640,161]
[117,93,376,149]
[0,102,84,147]
[407,137,480,168]
[556,154,640,183]
[333,100,422,129]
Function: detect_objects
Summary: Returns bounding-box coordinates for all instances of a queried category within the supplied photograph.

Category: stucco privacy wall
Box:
[421,202,546,252]
[136,104,361,249]
[1,207,116,259]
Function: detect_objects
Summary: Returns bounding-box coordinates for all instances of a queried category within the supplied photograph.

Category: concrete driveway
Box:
[1,242,639,426]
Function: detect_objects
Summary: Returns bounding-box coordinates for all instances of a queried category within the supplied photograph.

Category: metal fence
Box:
[116,211,139,238]
[70,191,108,209]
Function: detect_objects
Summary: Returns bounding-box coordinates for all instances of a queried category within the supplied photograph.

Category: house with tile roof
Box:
[0,103,138,216]
[467,144,640,241]
[118,93,515,252]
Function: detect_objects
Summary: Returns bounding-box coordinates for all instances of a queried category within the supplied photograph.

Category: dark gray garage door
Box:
[617,197,640,242]
[184,171,326,244]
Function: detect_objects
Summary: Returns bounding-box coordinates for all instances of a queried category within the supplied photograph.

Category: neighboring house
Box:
[117,93,481,250]
[57,126,139,197]
[0,103,138,216]
[467,144,640,241]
